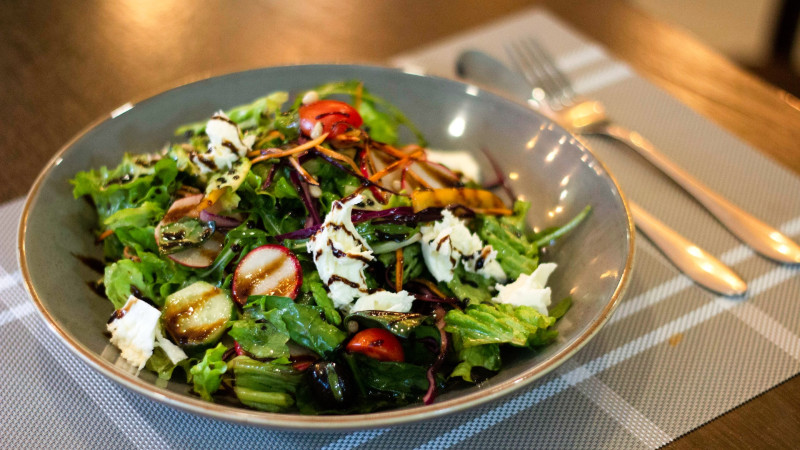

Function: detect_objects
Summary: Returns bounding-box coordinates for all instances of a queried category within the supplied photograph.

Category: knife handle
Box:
[600,123,800,264]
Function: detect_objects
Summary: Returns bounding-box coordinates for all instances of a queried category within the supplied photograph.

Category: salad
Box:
[72,81,590,414]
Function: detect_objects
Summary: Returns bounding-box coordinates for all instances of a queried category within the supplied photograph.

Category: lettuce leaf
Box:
[244,296,347,357]
[449,341,500,382]
[444,303,556,349]
[474,201,539,280]
[190,343,228,401]
[103,252,191,308]
[175,91,289,137]
[445,264,493,304]
[343,353,443,400]
[229,356,302,395]
[103,201,164,231]
[71,155,178,226]
[227,319,290,360]
[300,271,341,326]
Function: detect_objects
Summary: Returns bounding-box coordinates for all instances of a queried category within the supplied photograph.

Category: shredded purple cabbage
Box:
[289,168,321,226]
[260,163,277,190]
[481,147,516,201]
[198,210,242,229]
[423,305,448,405]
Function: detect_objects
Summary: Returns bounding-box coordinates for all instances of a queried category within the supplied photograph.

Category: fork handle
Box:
[597,122,800,264]
[629,201,747,296]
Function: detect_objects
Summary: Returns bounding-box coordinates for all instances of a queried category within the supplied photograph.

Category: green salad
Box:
[72,81,590,414]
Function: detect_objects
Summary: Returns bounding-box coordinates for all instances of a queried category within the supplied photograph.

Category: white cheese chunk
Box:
[493,263,557,315]
[420,209,506,283]
[307,195,374,309]
[350,290,416,314]
[191,112,251,174]
[107,295,161,371]
[463,245,507,283]
[420,209,482,282]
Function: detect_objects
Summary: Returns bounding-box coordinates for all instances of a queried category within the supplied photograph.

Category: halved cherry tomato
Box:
[346,328,405,362]
[299,100,363,139]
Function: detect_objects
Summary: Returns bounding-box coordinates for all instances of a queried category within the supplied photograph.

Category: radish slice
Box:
[156,193,223,268]
[167,233,225,268]
[155,194,203,244]
[233,245,302,304]
[199,209,243,229]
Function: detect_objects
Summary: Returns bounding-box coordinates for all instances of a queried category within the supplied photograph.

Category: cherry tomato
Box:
[298,100,363,139]
[346,328,405,362]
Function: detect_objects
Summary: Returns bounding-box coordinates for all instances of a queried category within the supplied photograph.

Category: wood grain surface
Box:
[2,0,798,446]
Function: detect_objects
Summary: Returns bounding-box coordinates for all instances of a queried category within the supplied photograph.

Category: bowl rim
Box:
[17,63,635,431]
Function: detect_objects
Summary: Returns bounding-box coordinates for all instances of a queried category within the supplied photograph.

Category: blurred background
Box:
[630,0,800,95]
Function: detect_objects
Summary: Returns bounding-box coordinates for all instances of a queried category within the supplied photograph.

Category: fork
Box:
[505,38,800,265]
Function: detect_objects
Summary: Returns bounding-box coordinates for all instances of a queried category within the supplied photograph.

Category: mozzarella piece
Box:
[350,290,416,314]
[463,245,507,283]
[420,209,506,282]
[492,263,557,315]
[420,209,482,282]
[307,195,374,309]
[425,149,481,182]
[191,112,251,174]
[107,295,161,371]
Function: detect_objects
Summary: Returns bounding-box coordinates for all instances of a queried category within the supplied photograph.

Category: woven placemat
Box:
[2,8,799,449]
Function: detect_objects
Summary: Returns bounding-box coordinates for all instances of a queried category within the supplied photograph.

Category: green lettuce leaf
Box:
[189,343,228,401]
[449,340,501,382]
[444,302,556,349]
[145,347,193,381]
[103,252,192,308]
[344,353,443,400]
[175,91,289,136]
[227,319,290,360]
[244,296,347,357]
[300,271,341,326]
[228,356,302,394]
[71,155,178,226]
[103,201,164,231]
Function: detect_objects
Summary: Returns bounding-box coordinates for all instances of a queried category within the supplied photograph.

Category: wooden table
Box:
[2,0,798,446]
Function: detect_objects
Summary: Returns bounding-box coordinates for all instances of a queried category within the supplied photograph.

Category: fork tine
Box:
[504,41,560,109]
[521,38,576,103]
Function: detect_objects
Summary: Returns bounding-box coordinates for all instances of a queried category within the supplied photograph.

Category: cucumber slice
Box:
[163,281,234,347]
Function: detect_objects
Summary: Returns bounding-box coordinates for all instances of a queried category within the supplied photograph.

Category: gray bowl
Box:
[19,64,634,430]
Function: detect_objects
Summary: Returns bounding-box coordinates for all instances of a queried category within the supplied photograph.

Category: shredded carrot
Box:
[248,133,328,162]
[395,248,404,292]
[314,145,360,173]
[96,229,114,242]
[369,150,424,182]
[405,168,432,189]
[288,156,319,186]
[371,141,410,160]
[252,130,285,149]
[413,278,449,299]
